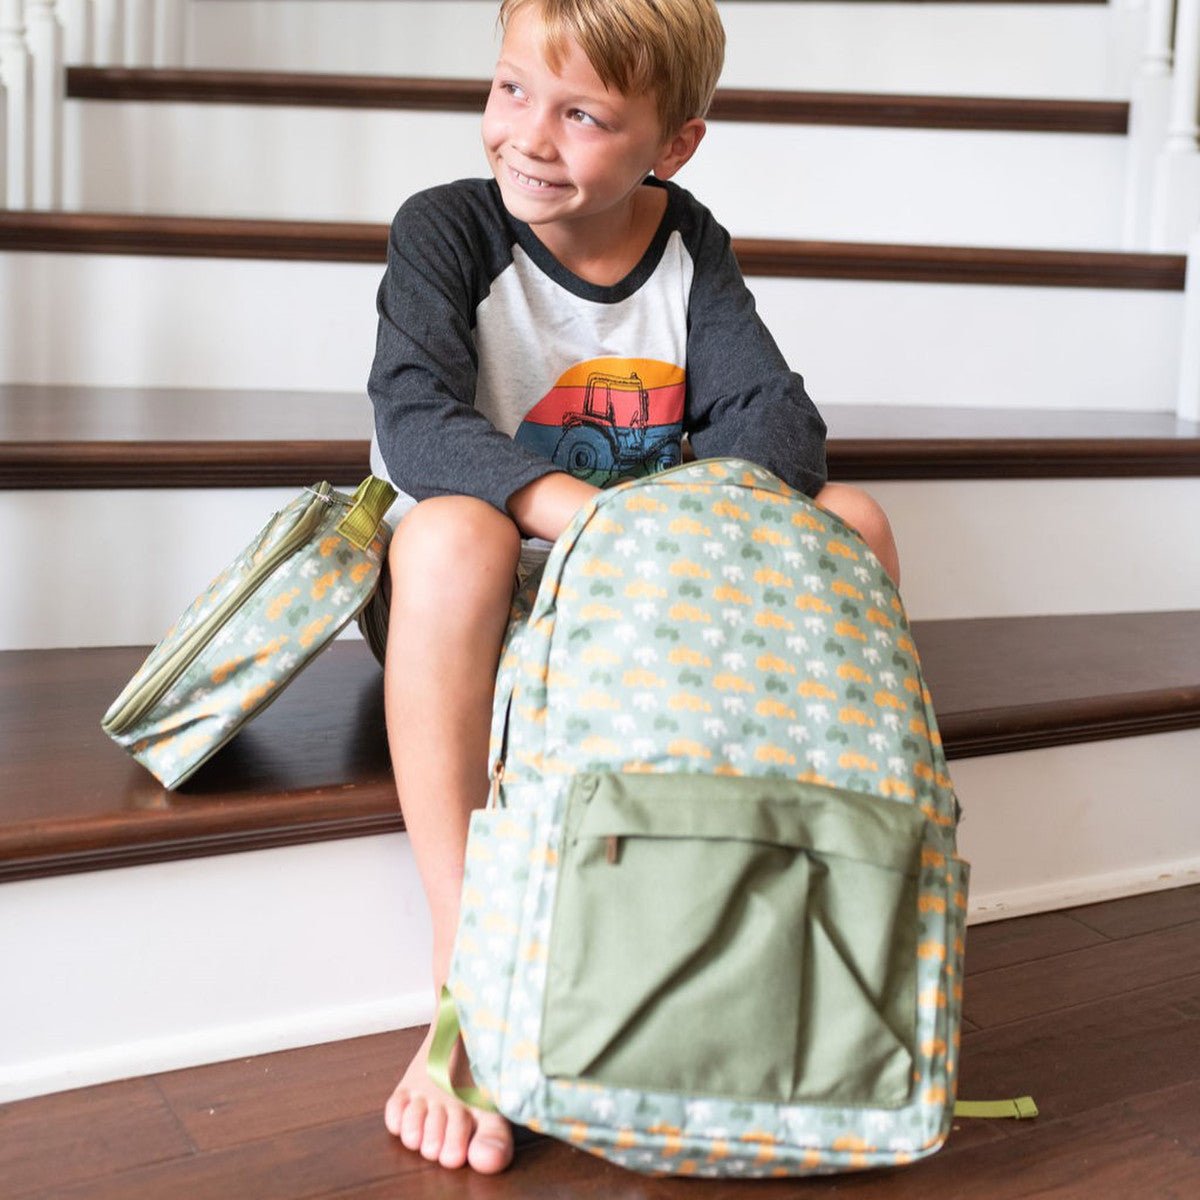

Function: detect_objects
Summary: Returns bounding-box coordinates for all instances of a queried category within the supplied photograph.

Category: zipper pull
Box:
[605,835,621,865]
[488,760,505,809]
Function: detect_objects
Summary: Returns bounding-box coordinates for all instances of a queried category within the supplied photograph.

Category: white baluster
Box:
[1123,0,1179,245]
[0,64,7,208]
[123,0,150,63]
[1143,0,1178,75]
[27,0,64,208]
[1164,0,1200,152]
[152,0,181,66]
[0,0,31,207]
[1150,0,1200,247]
[56,0,93,64]
[93,0,121,65]
[1178,229,1200,420]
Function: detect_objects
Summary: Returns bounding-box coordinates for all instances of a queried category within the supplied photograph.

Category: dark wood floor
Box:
[5,885,1200,1199]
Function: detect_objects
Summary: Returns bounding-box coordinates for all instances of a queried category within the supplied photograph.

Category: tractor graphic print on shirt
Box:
[515,357,685,487]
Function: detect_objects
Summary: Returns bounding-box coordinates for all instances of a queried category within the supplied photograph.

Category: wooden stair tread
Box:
[5,386,1199,486]
[1,211,1186,289]
[2,611,1197,882]
[65,67,1129,133]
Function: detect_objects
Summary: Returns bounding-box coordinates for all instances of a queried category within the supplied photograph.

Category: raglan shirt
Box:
[367,176,827,529]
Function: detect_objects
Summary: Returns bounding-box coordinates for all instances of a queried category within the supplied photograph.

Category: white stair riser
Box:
[0,253,1183,409]
[66,101,1130,249]
[3,477,1198,650]
[863,477,1200,621]
[0,834,433,1103]
[3,727,1197,1102]
[954,730,1200,921]
[185,0,1125,99]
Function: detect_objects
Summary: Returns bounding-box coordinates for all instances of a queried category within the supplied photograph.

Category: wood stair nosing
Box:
[0,212,1187,289]
[2,611,1198,883]
[0,441,371,489]
[5,390,1199,488]
[9,436,1200,490]
[64,67,1131,134]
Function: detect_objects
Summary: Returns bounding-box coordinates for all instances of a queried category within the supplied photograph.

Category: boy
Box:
[367,0,899,1174]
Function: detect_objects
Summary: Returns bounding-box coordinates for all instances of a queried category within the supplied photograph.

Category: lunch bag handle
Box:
[336,476,397,549]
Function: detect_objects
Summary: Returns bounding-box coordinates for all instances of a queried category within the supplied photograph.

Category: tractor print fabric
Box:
[450,458,968,1177]
[514,357,685,488]
[105,485,390,789]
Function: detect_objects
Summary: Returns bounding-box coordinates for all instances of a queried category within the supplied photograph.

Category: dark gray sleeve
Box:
[367,189,560,513]
[680,201,828,497]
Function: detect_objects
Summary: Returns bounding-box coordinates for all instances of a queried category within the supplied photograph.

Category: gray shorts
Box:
[357,537,550,668]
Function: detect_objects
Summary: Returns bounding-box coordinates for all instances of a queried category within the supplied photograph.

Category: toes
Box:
[383,1086,408,1137]
[467,1113,515,1175]
[398,1094,428,1153]
[439,1106,472,1170]
[419,1104,448,1163]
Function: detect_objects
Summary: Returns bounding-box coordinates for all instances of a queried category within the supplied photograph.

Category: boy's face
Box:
[482,5,698,240]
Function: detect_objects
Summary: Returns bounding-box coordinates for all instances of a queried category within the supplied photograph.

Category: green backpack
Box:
[435,458,1023,1176]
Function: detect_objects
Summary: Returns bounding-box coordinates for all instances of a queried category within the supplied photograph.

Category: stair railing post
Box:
[1178,226,1200,420]
[93,0,121,65]
[1150,0,1200,248]
[56,0,93,63]
[0,0,32,207]
[1123,0,1177,245]
[124,0,150,63]
[152,0,182,66]
[27,0,65,207]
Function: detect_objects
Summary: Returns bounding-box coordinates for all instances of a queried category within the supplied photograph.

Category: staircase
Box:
[2,0,1199,1112]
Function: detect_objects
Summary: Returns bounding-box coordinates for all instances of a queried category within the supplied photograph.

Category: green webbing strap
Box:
[954,1096,1039,1120]
[336,476,397,549]
[427,986,499,1113]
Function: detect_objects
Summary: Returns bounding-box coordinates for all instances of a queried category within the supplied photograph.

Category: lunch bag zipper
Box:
[102,484,338,735]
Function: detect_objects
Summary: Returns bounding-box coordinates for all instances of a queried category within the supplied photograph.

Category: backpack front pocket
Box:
[540,772,929,1108]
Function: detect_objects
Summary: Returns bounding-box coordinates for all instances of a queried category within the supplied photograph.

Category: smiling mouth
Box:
[508,165,567,191]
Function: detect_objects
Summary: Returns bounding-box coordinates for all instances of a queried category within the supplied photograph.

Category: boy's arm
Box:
[507,473,600,542]
[368,190,560,516]
[680,201,828,496]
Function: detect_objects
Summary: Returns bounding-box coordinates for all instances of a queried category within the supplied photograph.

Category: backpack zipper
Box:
[487,691,515,809]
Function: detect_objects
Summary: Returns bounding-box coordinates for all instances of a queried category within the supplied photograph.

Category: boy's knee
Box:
[816,483,887,540]
[813,483,900,583]
[389,496,521,601]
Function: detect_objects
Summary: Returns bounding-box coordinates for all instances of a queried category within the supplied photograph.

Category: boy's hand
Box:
[508,473,601,542]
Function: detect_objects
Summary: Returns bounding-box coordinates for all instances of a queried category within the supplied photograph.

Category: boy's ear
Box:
[652,119,707,181]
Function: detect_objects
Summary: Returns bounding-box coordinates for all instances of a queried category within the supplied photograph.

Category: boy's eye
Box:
[567,109,601,127]
[499,81,525,99]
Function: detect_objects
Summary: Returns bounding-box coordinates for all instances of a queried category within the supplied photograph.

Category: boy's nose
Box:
[512,108,556,160]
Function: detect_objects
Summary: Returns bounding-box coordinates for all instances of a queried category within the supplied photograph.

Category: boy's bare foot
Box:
[384,1023,514,1173]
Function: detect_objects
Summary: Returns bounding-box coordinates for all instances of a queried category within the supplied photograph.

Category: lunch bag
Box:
[102,476,396,789]
[433,457,981,1176]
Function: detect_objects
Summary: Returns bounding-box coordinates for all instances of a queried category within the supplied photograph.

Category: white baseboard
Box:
[954,728,1200,922]
[968,854,1200,925]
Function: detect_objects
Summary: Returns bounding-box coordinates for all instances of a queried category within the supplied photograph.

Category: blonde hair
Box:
[498,0,725,137]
